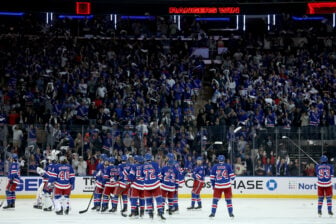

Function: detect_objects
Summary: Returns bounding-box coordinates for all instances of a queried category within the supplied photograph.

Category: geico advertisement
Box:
[0,176,331,196]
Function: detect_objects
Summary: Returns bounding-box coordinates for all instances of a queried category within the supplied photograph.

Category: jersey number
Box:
[216,169,229,180]
[144,169,156,180]
[318,168,331,179]
[163,172,176,183]
[136,169,142,177]
[58,171,70,180]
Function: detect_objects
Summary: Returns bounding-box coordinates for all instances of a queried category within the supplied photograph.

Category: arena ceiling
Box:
[0,0,334,15]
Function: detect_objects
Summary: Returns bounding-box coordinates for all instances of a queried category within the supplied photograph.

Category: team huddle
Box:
[33,150,75,215]
[2,150,241,220]
[3,150,75,215]
[88,153,236,220]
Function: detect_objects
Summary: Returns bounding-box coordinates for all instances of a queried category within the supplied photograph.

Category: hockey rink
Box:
[1,198,335,224]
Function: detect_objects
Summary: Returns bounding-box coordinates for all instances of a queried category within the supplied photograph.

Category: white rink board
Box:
[0,176,329,198]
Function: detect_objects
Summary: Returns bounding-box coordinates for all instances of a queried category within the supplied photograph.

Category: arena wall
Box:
[0,176,327,199]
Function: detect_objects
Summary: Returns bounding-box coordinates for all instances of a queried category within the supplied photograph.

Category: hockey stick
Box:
[282,136,319,165]
[79,188,95,214]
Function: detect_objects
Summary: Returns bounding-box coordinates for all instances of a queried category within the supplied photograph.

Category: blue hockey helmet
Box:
[103,155,110,162]
[167,153,174,160]
[11,153,18,160]
[320,155,328,163]
[109,157,115,164]
[121,155,128,161]
[100,153,107,160]
[134,155,142,162]
[218,155,225,162]
[144,153,152,161]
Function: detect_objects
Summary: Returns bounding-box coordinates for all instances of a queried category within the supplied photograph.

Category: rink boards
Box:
[0,176,328,199]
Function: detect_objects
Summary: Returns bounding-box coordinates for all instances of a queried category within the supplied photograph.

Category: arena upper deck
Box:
[0,0,333,15]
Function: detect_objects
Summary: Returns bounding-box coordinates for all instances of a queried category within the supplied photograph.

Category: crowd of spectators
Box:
[204,14,336,176]
[0,13,335,177]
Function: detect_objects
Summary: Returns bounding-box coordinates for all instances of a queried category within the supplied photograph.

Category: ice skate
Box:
[229,213,235,219]
[194,205,202,210]
[169,207,178,213]
[121,206,127,213]
[64,207,69,215]
[109,207,117,213]
[3,204,14,209]
[140,209,144,218]
[174,207,179,214]
[187,205,195,210]
[56,208,63,215]
[101,206,108,212]
[149,211,154,219]
[328,211,333,217]
[43,206,52,211]
[318,211,322,217]
[33,205,42,209]
[209,213,215,218]
[129,210,138,218]
[158,213,166,220]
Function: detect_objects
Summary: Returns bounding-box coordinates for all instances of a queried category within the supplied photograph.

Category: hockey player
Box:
[48,156,75,215]
[167,152,184,213]
[34,163,48,209]
[142,153,165,220]
[187,156,205,210]
[34,156,57,211]
[128,155,145,218]
[34,150,60,211]
[91,154,107,211]
[3,153,21,209]
[161,158,180,215]
[209,155,235,219]
[111,155,131,214]
[101,157,118,212]
[316,155,334,217]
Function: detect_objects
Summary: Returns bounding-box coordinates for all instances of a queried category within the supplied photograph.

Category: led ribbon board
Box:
[169,7,240,14]
[307,2,336,14]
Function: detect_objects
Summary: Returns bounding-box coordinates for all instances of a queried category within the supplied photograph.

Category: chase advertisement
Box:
[0,176,327,198]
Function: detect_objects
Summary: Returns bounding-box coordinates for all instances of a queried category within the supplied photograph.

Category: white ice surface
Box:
[1,198,335,224]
